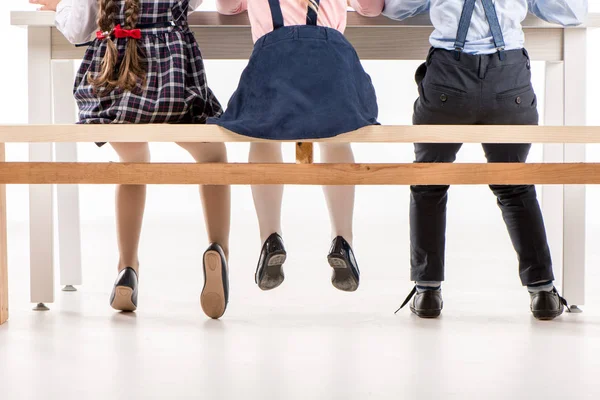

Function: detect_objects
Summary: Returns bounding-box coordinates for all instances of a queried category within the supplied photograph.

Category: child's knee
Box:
[178,142,228,163]
[249,142,283,162]
[319,143,352,153]
[111,143,151,163]
[318,143,354,162]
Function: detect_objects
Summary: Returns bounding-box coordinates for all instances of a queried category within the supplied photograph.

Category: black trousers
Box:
[410,48,554,286]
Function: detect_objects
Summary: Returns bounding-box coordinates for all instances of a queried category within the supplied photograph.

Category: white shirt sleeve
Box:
[55,0,99,44]
[382,0,430,21]
[189,0,204,14]
[528,0,588,26]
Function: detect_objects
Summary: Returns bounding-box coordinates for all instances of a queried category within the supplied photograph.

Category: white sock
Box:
[249,143,284,244]
[416,281,442,292]
[527,280,554,293]
[319,143,355,245]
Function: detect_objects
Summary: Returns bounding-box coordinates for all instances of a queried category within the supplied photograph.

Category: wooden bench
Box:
[6,10,599,320]
[1,124,600,324]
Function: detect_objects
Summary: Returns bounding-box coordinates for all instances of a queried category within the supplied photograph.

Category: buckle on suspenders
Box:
[497,46,506,61]
[453,47,463,61]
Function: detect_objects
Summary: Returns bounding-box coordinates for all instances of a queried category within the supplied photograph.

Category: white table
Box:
[10,10,599,310]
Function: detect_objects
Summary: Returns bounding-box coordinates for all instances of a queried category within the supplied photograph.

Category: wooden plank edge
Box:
[0,162,600,185]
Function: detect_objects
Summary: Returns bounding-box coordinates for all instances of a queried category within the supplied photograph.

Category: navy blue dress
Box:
[207,0,379,140]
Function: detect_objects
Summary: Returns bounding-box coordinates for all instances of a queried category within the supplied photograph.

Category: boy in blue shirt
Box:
[380,0,587,320]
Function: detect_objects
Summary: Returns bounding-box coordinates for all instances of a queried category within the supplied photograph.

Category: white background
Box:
[0,1,599,293]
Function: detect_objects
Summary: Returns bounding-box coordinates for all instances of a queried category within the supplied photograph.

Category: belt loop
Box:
[259,34,268,49]
[478,56,486,79]
[426,47,435,65]
[323,26,328,40]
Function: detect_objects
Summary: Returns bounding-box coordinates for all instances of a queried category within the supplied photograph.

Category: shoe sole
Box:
[257,252,286,291]
[409,305,441,319]
[110,286,137,312]
[328,255,359,292]
[532,308,564,321]
[201,250,227,319]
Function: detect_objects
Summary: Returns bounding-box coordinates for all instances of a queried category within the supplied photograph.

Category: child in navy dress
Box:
[211,0,381,292]
[39,0,230,319]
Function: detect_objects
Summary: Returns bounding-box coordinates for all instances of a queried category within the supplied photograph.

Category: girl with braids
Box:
[210,0,382,292]
[32,0,230,319]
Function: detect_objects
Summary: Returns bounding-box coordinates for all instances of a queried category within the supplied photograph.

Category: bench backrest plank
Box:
[0,125,598,143]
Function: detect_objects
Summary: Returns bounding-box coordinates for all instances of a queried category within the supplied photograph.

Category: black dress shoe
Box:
[110,267,138,312]
[530,287,568,320]
[201,243,229,319]
[255,233,287,291]
[327,236,360,292]
[396,286,443,318]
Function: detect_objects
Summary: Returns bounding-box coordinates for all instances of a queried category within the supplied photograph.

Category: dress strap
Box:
[306,0,321,26]
[267,0,285,30]
[454,0,506,60]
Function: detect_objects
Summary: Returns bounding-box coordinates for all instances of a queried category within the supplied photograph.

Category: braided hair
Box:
[89,0,145,93]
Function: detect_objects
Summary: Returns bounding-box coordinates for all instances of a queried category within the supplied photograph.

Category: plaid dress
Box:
[74,0,222,143]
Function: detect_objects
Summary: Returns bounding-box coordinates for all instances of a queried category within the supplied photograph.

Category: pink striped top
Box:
[216,0,384,42]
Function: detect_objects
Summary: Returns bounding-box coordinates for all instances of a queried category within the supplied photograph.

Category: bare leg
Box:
[177,142,231,258]
[319,143,355,245]
[249,142,284,244]
[110,142,150,274]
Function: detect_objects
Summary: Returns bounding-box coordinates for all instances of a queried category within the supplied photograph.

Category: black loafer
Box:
[328,236,360,292]
[255,233,287,291]
[201,243,229,319]
[110,267,138,312]
[530,287,567,320]
[396,286,443,318]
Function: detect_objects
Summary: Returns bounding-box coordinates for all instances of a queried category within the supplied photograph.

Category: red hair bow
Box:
[96,25,142,40]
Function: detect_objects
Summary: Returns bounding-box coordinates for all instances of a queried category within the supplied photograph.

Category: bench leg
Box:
[56,146,82,292]
[29,145,55,309]
[52,61,83,292]
[0,143,8,325]
[28,27,55,309]
[296,142,314,164]
[562,30,587,309]
[542,62,565,297]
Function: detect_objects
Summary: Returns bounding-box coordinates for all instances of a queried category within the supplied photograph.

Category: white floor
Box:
[2,214,600,399]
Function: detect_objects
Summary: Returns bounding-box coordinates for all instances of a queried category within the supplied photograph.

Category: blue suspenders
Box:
[267,0,320,30]
[454,0,506,60]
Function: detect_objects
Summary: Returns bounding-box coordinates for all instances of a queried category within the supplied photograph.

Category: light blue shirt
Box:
[382,0,588,54]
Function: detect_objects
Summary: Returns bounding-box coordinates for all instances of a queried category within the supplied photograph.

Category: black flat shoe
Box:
[530,287,568,320]
[328,236,360,292]
[110,267,138,312]
[201,243,229,319]
[255,233,287,291]
[396,286,443,318]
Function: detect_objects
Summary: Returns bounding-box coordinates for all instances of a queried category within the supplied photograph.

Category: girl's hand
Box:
[29,0,61,11]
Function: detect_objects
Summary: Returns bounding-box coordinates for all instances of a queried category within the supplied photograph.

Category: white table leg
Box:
[542,62,565,293]
[561,30,587,309]
[52,60,83,292]
[28,27,54,310]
